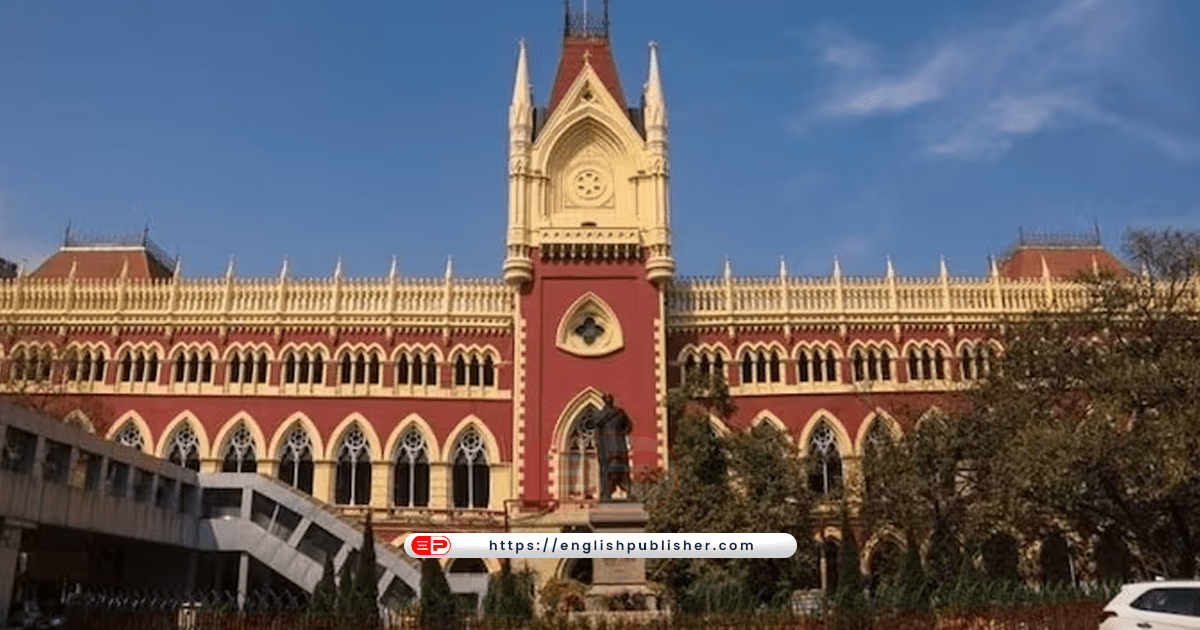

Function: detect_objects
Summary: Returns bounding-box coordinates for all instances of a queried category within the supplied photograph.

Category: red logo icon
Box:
[411,535,451,556]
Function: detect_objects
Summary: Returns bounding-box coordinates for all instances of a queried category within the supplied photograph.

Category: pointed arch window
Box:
[335,427,371,505]
[278,427,314,494]
[740,354,753,384]
[221,424,258,473]
[454,356,467,385]
[167,424,201,471]
[393,430,430,508]
[807,422,843,495]
[116,422,146,452]
[852,350,865,382]
[960,346,975,380]
[562,405,600,500]
[452,430,489,508]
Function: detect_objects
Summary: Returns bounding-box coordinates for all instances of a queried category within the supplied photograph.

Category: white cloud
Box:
[807,0,1195,161]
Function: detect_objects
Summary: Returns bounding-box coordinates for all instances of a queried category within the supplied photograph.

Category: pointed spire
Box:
[723,256,732,280]
[509,39,533,131]
[172,256,182,280]
[389,255,398,281]
[644,41,667,134]
[225,256,235,280]
[939,256,949,279]
[333,257,343,279]
[444,256,454,280]
[832,256,842,279]
[68,259,78,279]
[1041,254,1051,280]
[279,256,289,280]
[886,256,895,279]
[1091,254,1100,276]
[119,258,129,280]
[990,256,1000,279]
[779,256,788,279]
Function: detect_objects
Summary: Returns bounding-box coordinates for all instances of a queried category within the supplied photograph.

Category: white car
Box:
[1100,580,1200,629]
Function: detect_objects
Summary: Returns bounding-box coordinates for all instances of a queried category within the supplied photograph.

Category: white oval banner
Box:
[404,532,797,559]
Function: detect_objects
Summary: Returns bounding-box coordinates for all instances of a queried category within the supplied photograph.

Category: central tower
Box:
[505,2,673,502]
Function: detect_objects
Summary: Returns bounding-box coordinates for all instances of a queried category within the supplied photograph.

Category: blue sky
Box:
[0,0,1196,280]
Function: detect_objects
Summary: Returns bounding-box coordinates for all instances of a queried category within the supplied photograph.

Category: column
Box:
[0,524,26,622]
[313,461,335,505]
[370,460,391,509]
[430,462,451,509]
[236,552,249,611]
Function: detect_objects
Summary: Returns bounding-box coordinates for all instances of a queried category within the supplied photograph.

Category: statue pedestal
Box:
[584,502,659,613]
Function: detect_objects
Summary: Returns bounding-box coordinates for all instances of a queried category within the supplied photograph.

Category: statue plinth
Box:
[584,502,659,612]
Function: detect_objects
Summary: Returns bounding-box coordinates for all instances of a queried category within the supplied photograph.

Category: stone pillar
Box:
[371,460,391,509]
[430,463,451,509]
[236,552,249,610]
[586,503,657,612]
[0,523,27,622]
[313,460,335,504]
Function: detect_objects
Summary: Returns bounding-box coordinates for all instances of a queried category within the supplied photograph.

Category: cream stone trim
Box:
[798,410,853,457]
[326,413,385,462]
[389,343,443,363]
[512,296,527,495]
[168,341,220,360]
[334,342,387,360]
[707,414,732,438]
[861,527,906,575]
[749,410,790,440]
[914,406,949,431]
[63,409,96,433]
[267,412,325,461]
[854,410,902,457]
[549,388,606,496]
[441,415,503,464]
[899,339,952,358]
[211,412,269,462]
[734,341,788,360]
[555,292,624,358]
[63,340,115,357]
[383,414,440,463]
[676,342,731,364]
[106,411,154,453]
[447,344,501,363]
[158,411,212,461]
[115,340,168,358]
[221,342,276,361]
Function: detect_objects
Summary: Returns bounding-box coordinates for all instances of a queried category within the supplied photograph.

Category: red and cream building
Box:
[0,4,1127,585]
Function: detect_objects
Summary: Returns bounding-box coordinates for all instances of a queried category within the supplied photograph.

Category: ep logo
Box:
[410,535,451,556]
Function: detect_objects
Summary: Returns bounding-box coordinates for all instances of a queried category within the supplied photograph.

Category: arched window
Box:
[852,349,865,382]
[740,353,753,384]
[221,424,258,473]
[397,355,410,385]
[562,405,600,500]
[116,422,146,452]
[907,349,921,381]
[278,426,315,494]
[824,349,838,382]
[683,354,696,380]
[167,424,201,471]
[393,430,430,507]
[960,346,975,380]
[768,351,780,383]
[807,422,843,495]
[454,356,467,385]
[452,430,489,508]
[335,427,371,505]
[879,349,891,380]
[933,348,946,380]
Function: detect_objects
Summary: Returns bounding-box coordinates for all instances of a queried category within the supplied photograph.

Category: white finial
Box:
[279,256,289,280]
[389,255,398,281]
[333,257,343,279]
[723,256,732,280]
[172,257,181,280]
[225,256,235,279]
[779,256,788,279]
[119,258,128,279]
[832,256,842,279]
[68,259,78,279]
[939,256,948,279]
[886,256,895,279]
[990,256,1000,278]
[1041,254,1051,280]
[1091,254,1100,276]
[509,39,533,131]
[444,256,454,280]
[644,41,666,134]
[1140,260,1150,278]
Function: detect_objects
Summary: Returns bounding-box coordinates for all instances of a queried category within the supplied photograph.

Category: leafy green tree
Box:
[310,554,338,613]
[641,369,816,611]
[418,558,458,630]
[338,559,359,613]
[482,560,536,624]
[834,505,864,612]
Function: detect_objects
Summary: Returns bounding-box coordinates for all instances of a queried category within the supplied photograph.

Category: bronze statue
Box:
[591,393,633,501]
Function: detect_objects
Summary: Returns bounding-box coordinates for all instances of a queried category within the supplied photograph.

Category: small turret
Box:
[643,42,667,145]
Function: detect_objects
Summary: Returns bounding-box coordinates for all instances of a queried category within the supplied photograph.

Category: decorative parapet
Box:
[0,276,515,329]
[666,274,1094,327]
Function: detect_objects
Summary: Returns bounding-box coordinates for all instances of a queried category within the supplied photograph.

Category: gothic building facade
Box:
[0,4,1127,591]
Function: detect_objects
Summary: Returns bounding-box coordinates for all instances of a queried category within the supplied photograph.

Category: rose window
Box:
[574,170,605,200]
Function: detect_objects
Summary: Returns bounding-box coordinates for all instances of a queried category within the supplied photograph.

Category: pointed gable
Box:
[548,37,627,117]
